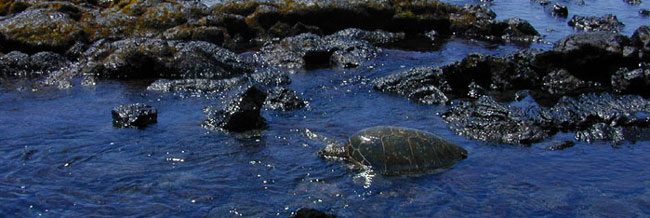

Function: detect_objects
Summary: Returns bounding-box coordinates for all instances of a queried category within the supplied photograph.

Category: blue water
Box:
[2,1,650,217]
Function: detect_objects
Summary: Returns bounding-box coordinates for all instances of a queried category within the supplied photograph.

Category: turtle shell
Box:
[345,126,467,175]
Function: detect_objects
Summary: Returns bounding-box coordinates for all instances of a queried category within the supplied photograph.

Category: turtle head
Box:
[318,143,347,159]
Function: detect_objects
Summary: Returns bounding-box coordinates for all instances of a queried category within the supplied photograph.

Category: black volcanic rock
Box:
[203,85,268,132]
[442,96,550,145]
[79,38,255,80]
[568,14,624,32]
[0,51,70,79]
[258,33,379,70]
[291,208,336,218]
[112,103,158,128]
[264,87,307,111]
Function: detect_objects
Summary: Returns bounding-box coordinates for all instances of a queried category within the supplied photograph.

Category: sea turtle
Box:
[319,126,468,175]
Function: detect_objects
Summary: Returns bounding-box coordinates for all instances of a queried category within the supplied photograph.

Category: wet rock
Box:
[611,65,650,95]
[291,208,336,218]
[545,141,576,151]
[533,93,650,133]
[408,85,449,105]
[641,9,650,16]
[249,68,291,86]
[258,33,379,70]
[442,96,550,145]
[568,14,624,32]
[535,31,634,85]
[551,3,568,17]
[146,77,248,93]
[80,38,254,80]
[264,87,306,111]
[541,69,602,96]
[203,85,267,132]
[112,103,158,128]
[374,49,541,104]
[0,51,70,79]
[330,28,405,45]
[0,9,83,53]
[373,66,449,104]
[575,123,624,143]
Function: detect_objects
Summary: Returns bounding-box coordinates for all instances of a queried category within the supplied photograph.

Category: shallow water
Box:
[2,1,650,217]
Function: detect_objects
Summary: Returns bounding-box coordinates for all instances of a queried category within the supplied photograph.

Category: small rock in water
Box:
[545,141,576,151]
[291,208,336,218]
[552,3,568,17]
[112,103,157,128]
[641,9,650,16]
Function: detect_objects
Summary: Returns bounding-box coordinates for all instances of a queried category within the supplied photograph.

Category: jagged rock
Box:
[258,33,379,70]
[541,69,602,95]
[374,49,541,104]
[330,28,405,45]
[162,25,229,45]
[442,96,550,145]
[568,14,624,32]
[290,208,336,218]
[535,31,634,85]
[264,87,306,111]
[249,68,291,86]
[408,85,449,105]
[533,93,650,132]
[0,9,83,53]
[373,66,450,104]
[575,123,624,143]
[611,65,650,95]
[111,103,158,128]
[551,3,568,17]
[203,85,267,132]
[146,77,248,93]
[80,38,254,79]
[545,141,576,150]
[0,51,70,79]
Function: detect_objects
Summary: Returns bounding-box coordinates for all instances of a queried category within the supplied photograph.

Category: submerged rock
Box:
[264,87,307,111]
[80,38,254,80]
[112,103,158,128]
[551,3,568,17]
[544,141,576,151]
[568,14,624,32]
[203,85,267,132]
[291,208,336,218]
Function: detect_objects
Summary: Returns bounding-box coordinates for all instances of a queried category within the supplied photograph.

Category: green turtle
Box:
[319,126,468,176]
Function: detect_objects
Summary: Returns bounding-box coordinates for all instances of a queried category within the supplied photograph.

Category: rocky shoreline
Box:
[2,0,649,144]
